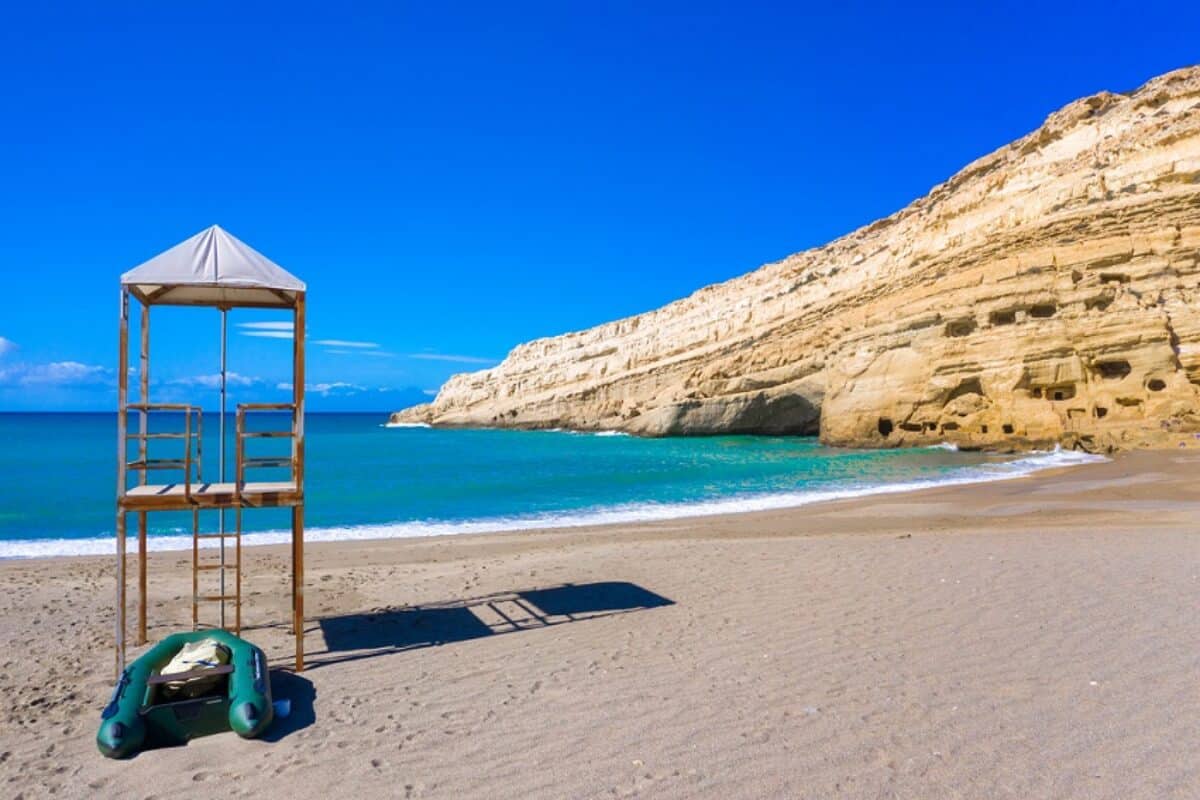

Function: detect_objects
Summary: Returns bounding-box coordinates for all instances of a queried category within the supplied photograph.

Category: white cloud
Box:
[0,360,110,386]
[308,381,366,397]
[323,348,394,358]
[245,328,386,351]
[241,330,294,340]
[170,372,260,389]
[408,353,496,364]
[274,380,364,396]
[238,321,294,331]
[0,337,15,358]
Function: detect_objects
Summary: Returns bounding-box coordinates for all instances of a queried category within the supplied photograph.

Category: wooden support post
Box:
[292,505,304,671]
[137,304,149,645]
[115,289,129,678]
[116,511,126,677]
[236,507,243,636]
[293,293,306,671]
[137,514,147,645]
[192,509,199,631]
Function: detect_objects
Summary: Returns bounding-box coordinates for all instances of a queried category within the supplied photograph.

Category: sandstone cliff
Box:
[395,67,1200,452]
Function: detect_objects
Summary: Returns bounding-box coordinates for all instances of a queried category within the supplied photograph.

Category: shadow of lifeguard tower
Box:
[115,225,308,676]
[315,581,675,668]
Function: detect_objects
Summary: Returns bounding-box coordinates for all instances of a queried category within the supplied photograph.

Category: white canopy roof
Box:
[122,225,306,308]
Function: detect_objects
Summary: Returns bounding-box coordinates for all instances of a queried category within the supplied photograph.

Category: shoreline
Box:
[0,445,1108,560]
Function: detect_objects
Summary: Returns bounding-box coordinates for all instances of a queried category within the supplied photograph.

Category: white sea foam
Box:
[0,447,1107,559]
[384,424,625,436]
[538,428,627,436]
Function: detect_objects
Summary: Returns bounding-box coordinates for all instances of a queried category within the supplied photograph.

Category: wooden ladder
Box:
[187,403,296,638]
[191,508,242,635]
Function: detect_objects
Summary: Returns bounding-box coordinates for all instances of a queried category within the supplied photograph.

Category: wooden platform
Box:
[120,481,301,510]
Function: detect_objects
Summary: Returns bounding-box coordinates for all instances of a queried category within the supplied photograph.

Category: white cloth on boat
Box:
[160,638,231,698]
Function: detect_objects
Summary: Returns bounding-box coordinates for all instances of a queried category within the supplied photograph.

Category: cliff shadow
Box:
[310,581,674,668]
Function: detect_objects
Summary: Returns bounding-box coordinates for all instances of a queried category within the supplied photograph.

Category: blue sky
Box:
[0,2,1196,411]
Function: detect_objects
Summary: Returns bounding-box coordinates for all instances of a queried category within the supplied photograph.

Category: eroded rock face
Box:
[395,67,1200,452]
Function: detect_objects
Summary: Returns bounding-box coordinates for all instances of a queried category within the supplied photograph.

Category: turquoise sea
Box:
[0,413,1103,558]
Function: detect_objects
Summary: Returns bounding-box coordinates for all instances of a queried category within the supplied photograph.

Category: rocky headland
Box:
[395,66,1200,451]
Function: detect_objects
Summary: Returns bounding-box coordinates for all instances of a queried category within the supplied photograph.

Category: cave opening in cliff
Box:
[947,377,985,402]
[877,418,894,437]
[1031,383,1077,402]
[1002,424,1014,434]
[1029,303,1057,318]
[1147,378,1166,392]
[989,310,1018,326]
[945,318,977,337]
[1096,360,1132,379]
[1050,385,1076,401]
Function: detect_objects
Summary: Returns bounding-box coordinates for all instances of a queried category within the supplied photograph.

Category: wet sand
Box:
[1,450,1198,799]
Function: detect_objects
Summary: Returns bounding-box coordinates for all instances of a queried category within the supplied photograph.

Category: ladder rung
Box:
[195,564,239,571]
[241,431,293,439]
[195,594,239,602]
[241,457,292,468]
[126,403,197,411]
[127,459,188,470]
[126,432,195,440]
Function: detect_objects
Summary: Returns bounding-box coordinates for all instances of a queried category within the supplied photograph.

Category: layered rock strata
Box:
[395,67,1200,451]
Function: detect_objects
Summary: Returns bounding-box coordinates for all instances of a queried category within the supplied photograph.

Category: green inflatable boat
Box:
[97,629,274,758]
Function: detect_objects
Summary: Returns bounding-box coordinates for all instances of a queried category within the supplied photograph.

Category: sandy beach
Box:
[2,450,1198,799]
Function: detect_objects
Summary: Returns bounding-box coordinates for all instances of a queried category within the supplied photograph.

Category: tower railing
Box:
[235,402,298,495]
[123,404,203,499]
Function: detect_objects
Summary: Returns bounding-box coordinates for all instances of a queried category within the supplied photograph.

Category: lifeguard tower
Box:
[115,225,307,677]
